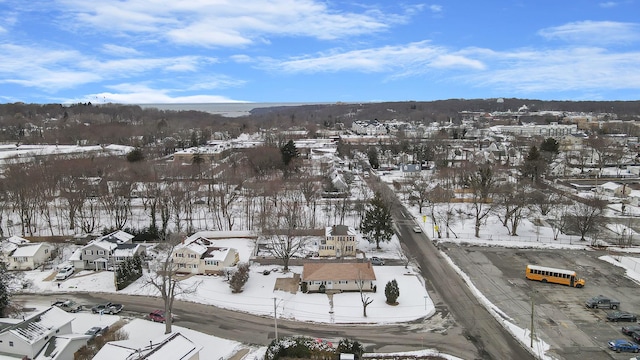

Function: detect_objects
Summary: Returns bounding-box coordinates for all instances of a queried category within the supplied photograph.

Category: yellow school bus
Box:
[525,265,585,288]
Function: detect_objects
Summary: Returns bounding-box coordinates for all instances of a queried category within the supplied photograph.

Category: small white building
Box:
[0,307,74,359]
[7,242,54,271]
[93,331,202,360]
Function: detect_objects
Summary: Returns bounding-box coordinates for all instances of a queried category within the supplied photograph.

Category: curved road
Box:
[373,178,534,360]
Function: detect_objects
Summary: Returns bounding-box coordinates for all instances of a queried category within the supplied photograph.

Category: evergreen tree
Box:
[126,148,144,162]
[384,279,400,304]
[367,147,379,169]
[520,146,546,182]
[280,140,298,166]
[0,262,11,317]
[229,262,251,293]
[361,192,394,249]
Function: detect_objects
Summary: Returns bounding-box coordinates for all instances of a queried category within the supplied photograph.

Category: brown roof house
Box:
[301,262,377,293]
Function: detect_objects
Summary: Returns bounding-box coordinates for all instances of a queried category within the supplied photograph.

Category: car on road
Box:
[85,325,109,340]
[608,339,640,353]
[607,310,637,322]
[52,299,82,313]
[585,295,620,309]
[370,257,385,266]
[91,302,123,315]
[622,325,640,336]
[412,226,422,233]
[148,309,173,323]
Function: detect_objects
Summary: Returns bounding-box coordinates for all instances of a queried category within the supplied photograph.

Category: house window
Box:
[9,341,13,347]
[205,260,219,266]
[45,249,49,254]
[98,250,105,255]
[175,253,184,258]
[338,280,348,284]
[85,250,93,255]
[178,263,185,268]
[188,254,196,258]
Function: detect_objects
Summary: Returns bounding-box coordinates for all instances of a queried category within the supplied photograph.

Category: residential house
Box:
[319,225,357,258]
[7,242,54,271]
[172,236,240,275]
[93,331,202,360]
[0,236,31,264]
[75,231,145,270]
[301,262,377,293]
[596,181,630,197]
[34,334,92,360]
[0,307,74,359]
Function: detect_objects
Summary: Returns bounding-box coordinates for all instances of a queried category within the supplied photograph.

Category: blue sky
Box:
[1,0,639,104]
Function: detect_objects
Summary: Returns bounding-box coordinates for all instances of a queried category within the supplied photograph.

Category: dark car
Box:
[608,339,640,353]
[623,325,640,336]
[632,332,640,343]
[608,310,638,322]
[91,302,123,315]
[148,309,173,323]
[85,325,109,340]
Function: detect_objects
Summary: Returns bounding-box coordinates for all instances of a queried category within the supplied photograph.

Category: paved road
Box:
[18,293,478,358]
[371,179,535,360]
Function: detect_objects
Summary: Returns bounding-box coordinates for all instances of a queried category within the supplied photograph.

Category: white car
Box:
[55,265,74,281]
[413,226,422,233]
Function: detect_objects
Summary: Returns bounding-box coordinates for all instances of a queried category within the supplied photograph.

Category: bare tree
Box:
[357,271,373,317]
[265,199,308,271]
[565,197,607,242]
[145,236,200,334]
[467,163,499,238]
[494,181,533,236]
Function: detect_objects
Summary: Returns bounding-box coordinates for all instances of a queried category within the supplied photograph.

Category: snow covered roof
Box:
[68,249,82,261]
[34,334,92,360]
[0,307,73,344]
[202,247,231,261]
[100,230,134,244]
[93,332,202,360]
[88,240,119,252]
[113,244,141,258]
[184,231,256,242]
[11,243,49,258]
[598,181,621,190]
[183,243,207,256]
[6,236,30,245]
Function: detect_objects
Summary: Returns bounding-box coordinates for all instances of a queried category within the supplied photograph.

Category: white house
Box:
[301,262,377,293]
[0,307,74,359]
[93,331,202,360]
[596,181,629,197]
[7,242,54,271]
[172,236,240,275]
[74,231,144,270]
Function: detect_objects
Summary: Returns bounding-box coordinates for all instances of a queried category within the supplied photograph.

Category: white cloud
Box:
[101,44,141,57]
[83,83,242,104]
[462,46,640,94]
[0,43,218,91]
[263,41,485,75]
[56,0,411,47]
[538,21,640,45]
[599,1,618,7]
[429,4,443,12]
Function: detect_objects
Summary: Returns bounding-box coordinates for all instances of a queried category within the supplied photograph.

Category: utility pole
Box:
[528,296,533,349]
[273,297,278,341]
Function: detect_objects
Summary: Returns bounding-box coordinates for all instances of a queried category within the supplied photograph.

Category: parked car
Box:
[370,257,385,266]
[55,265,75,281]
[631,332,640,343]
[608,339,640,353]
[586,295,620,309]
[52,299,82,313]
[91,302,123,314]
[412,226,422,233]
[622,325,640,336]
[148,309,173,323]
[85,325,109,340]
[608,310,637,322]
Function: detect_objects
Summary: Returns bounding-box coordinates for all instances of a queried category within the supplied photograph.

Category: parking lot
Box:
[443,245,640,360]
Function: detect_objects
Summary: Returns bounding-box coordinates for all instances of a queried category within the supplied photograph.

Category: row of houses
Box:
[0,306,202,360]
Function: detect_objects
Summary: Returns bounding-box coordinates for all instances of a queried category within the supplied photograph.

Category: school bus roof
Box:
[527,264,577,276]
